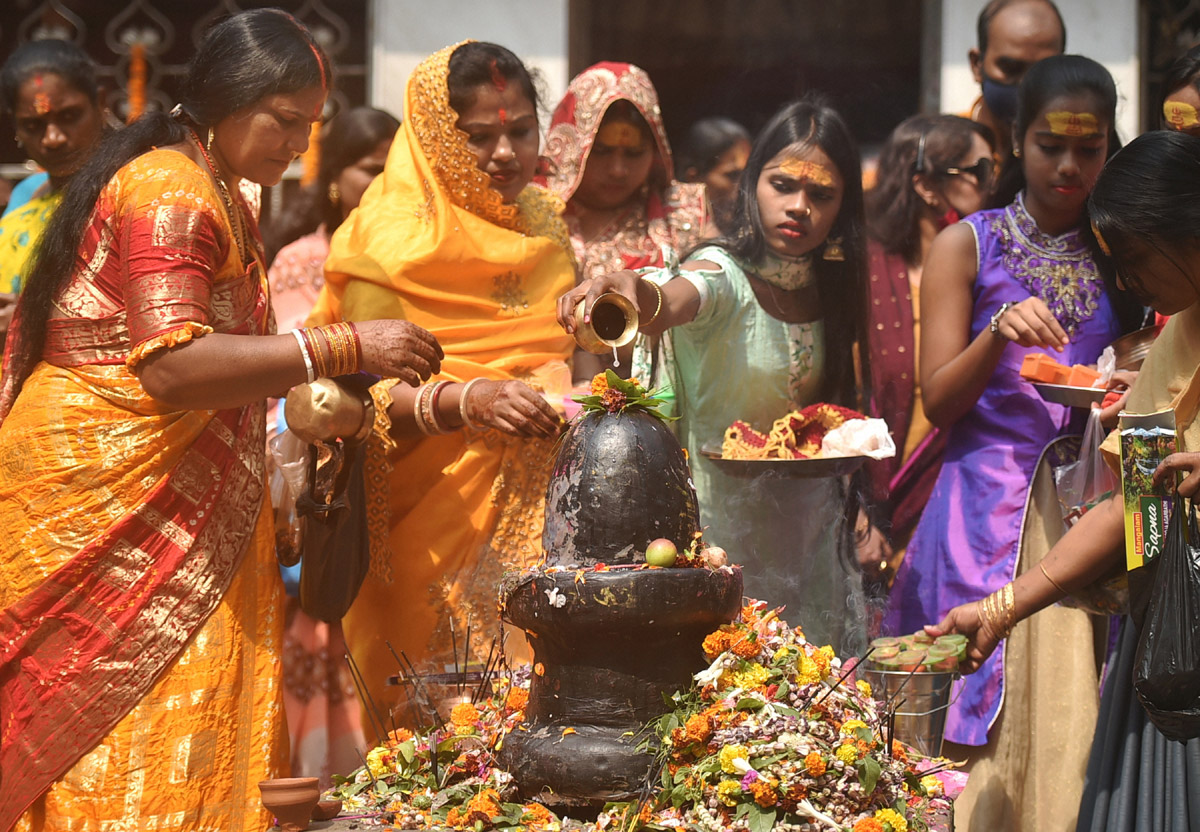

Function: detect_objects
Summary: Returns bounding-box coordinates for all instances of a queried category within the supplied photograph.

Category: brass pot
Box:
[1110,324,1162,372]
[285,378,375,444]
[572,292,639,354]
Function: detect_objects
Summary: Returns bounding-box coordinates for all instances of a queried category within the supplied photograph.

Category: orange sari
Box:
[310,43,575,716]
[0,149,285,831]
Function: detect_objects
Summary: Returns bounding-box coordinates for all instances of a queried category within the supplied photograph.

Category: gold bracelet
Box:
[640,277,664,326]
[304,328,330,379]
[1039,562,1069,596]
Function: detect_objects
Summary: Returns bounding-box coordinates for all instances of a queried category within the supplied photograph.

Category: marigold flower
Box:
[748,778,777,807]
[365,745,395,778]
[716,780,742,806]
[702,630,732,659]
[813,645,835,679]
[730,633,761,659]
[840,719,868,736]
[521,802,556,827]
[388,727,414,744]
[445,806,466,828]
[804,751,826,777]
[920,774,944,797]
[684,712,712,744]
[465,788,503,825]
[505,687,529,713]
[890,740,908,762]
[726,662,770,690]
[796,654,821,686]
[836,743,859,764]
[856,679,873,698]
[450,702,480,726]
[874,807,909,832]
[719,744,749,774]
[853,819,885,832]
[590,373,609,395]
[781,782,808,808]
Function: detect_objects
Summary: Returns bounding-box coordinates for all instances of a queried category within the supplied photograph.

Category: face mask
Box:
[981,75,1019,124]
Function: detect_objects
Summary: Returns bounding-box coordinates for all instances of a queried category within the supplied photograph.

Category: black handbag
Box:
[295,436,370,622]
[1131,495,1200,741]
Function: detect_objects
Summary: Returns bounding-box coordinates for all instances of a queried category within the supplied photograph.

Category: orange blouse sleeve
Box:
[119,152,229,367]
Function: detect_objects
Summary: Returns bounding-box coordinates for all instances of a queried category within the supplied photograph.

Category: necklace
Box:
[754,251,814,290]
[190,129,249,266]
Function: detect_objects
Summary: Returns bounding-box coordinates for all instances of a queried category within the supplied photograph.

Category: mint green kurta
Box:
[636,245,866,654]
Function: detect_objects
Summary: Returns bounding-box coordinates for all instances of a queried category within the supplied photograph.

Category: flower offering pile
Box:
[866,634,968,674]
[327,602,960,831]
[722,404,894,462]
[575,370,673,419]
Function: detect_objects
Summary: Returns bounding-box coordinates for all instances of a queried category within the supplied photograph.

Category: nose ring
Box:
[802,206,811,217]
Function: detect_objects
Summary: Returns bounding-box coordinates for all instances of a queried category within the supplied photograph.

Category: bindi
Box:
[499,108,507,126]
[31,74,50,115]
[1045,111,1101,138]
[776,158,835,187]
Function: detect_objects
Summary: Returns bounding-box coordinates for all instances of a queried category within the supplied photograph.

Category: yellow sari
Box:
[0,150,285,831]
[0,190,60,294]
[311,44,575,714]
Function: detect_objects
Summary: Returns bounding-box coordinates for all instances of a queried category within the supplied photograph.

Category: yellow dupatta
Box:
[310,43,575,709]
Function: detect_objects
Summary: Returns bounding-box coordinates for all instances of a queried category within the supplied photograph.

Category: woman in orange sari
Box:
[0,11,441,830]
[309,41,575,717]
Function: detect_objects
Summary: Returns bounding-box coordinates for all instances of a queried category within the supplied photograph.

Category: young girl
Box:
[557,94,873,655]
[885,55,1142,831]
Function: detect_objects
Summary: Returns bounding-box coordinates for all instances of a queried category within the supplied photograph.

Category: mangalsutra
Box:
[190,129,249,266]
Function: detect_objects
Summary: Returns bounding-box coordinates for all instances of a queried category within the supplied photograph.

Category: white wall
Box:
[940,0,1140,142]
[368,0,569,121]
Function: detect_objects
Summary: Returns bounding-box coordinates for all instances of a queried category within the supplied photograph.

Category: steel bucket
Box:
[861,668,959,757]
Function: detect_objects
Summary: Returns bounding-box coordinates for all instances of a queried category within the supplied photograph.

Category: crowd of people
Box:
[0,1,1198,830]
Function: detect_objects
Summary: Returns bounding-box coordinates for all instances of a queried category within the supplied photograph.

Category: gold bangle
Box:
[640,277,664,326]
[1039,562,1069,596]
[303,328,330,379]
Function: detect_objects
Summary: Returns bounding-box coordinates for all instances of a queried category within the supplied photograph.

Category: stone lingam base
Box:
[500,564,742,807]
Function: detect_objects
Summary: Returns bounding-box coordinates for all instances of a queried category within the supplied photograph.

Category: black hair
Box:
[0,38,100,117]
[713,94,869,410]
[1160,43,1200,110]
[677,117,751,180]
[264,106,399,263]
[1089,130,1200,307]
[867,114,994,262]
[9,9,332,397]
[977,0,1066,55]
[447,42,540,117]
[989,54,1120,209]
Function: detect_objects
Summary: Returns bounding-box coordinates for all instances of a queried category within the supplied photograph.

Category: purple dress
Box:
[885,194,1120,746]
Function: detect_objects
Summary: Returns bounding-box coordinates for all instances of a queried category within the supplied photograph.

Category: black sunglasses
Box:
[942,157,995,189]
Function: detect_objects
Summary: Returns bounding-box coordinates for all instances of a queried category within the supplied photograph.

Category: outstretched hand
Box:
[356,319,444,387]
[464,379,563,439]
[924,602,1001,674]
[556,270,641,335]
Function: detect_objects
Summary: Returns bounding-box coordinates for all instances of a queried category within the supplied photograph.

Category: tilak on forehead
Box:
[1164,99,1200,130]
[31,74,51,116]
[774,153,836,187]
[1044,111,1101,137]
[597,121,644,148]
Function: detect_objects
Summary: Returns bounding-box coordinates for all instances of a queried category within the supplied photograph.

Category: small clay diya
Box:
[259,777,320,832]
[312,798,343,821]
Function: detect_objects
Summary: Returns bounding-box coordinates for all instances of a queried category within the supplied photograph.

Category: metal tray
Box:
[699,444,867,478]
[1032,382,1106,408]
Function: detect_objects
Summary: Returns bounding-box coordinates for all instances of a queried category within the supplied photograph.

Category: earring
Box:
[1012,146,1022,158]
[206,129,214,151]
[328,182,340,204]
[822,236,845,262]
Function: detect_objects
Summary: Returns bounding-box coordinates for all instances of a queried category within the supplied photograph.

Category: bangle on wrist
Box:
[458,378,483,430]
[413,384,433,436]
[1039,561,1069,596]
[989,301,1014,336]
[291,329,315,383]
[640,278,664,326]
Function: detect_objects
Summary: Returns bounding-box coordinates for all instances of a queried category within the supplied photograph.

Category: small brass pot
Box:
[572,292,639,354]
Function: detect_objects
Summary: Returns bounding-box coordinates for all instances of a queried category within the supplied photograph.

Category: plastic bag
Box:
[268,428,310,568]
[1053,408,1127,614]
[820,418,897,460]
[1132,495,1200,741]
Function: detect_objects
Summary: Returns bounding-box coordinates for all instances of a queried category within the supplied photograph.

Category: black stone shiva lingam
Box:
[500,402,742,807]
